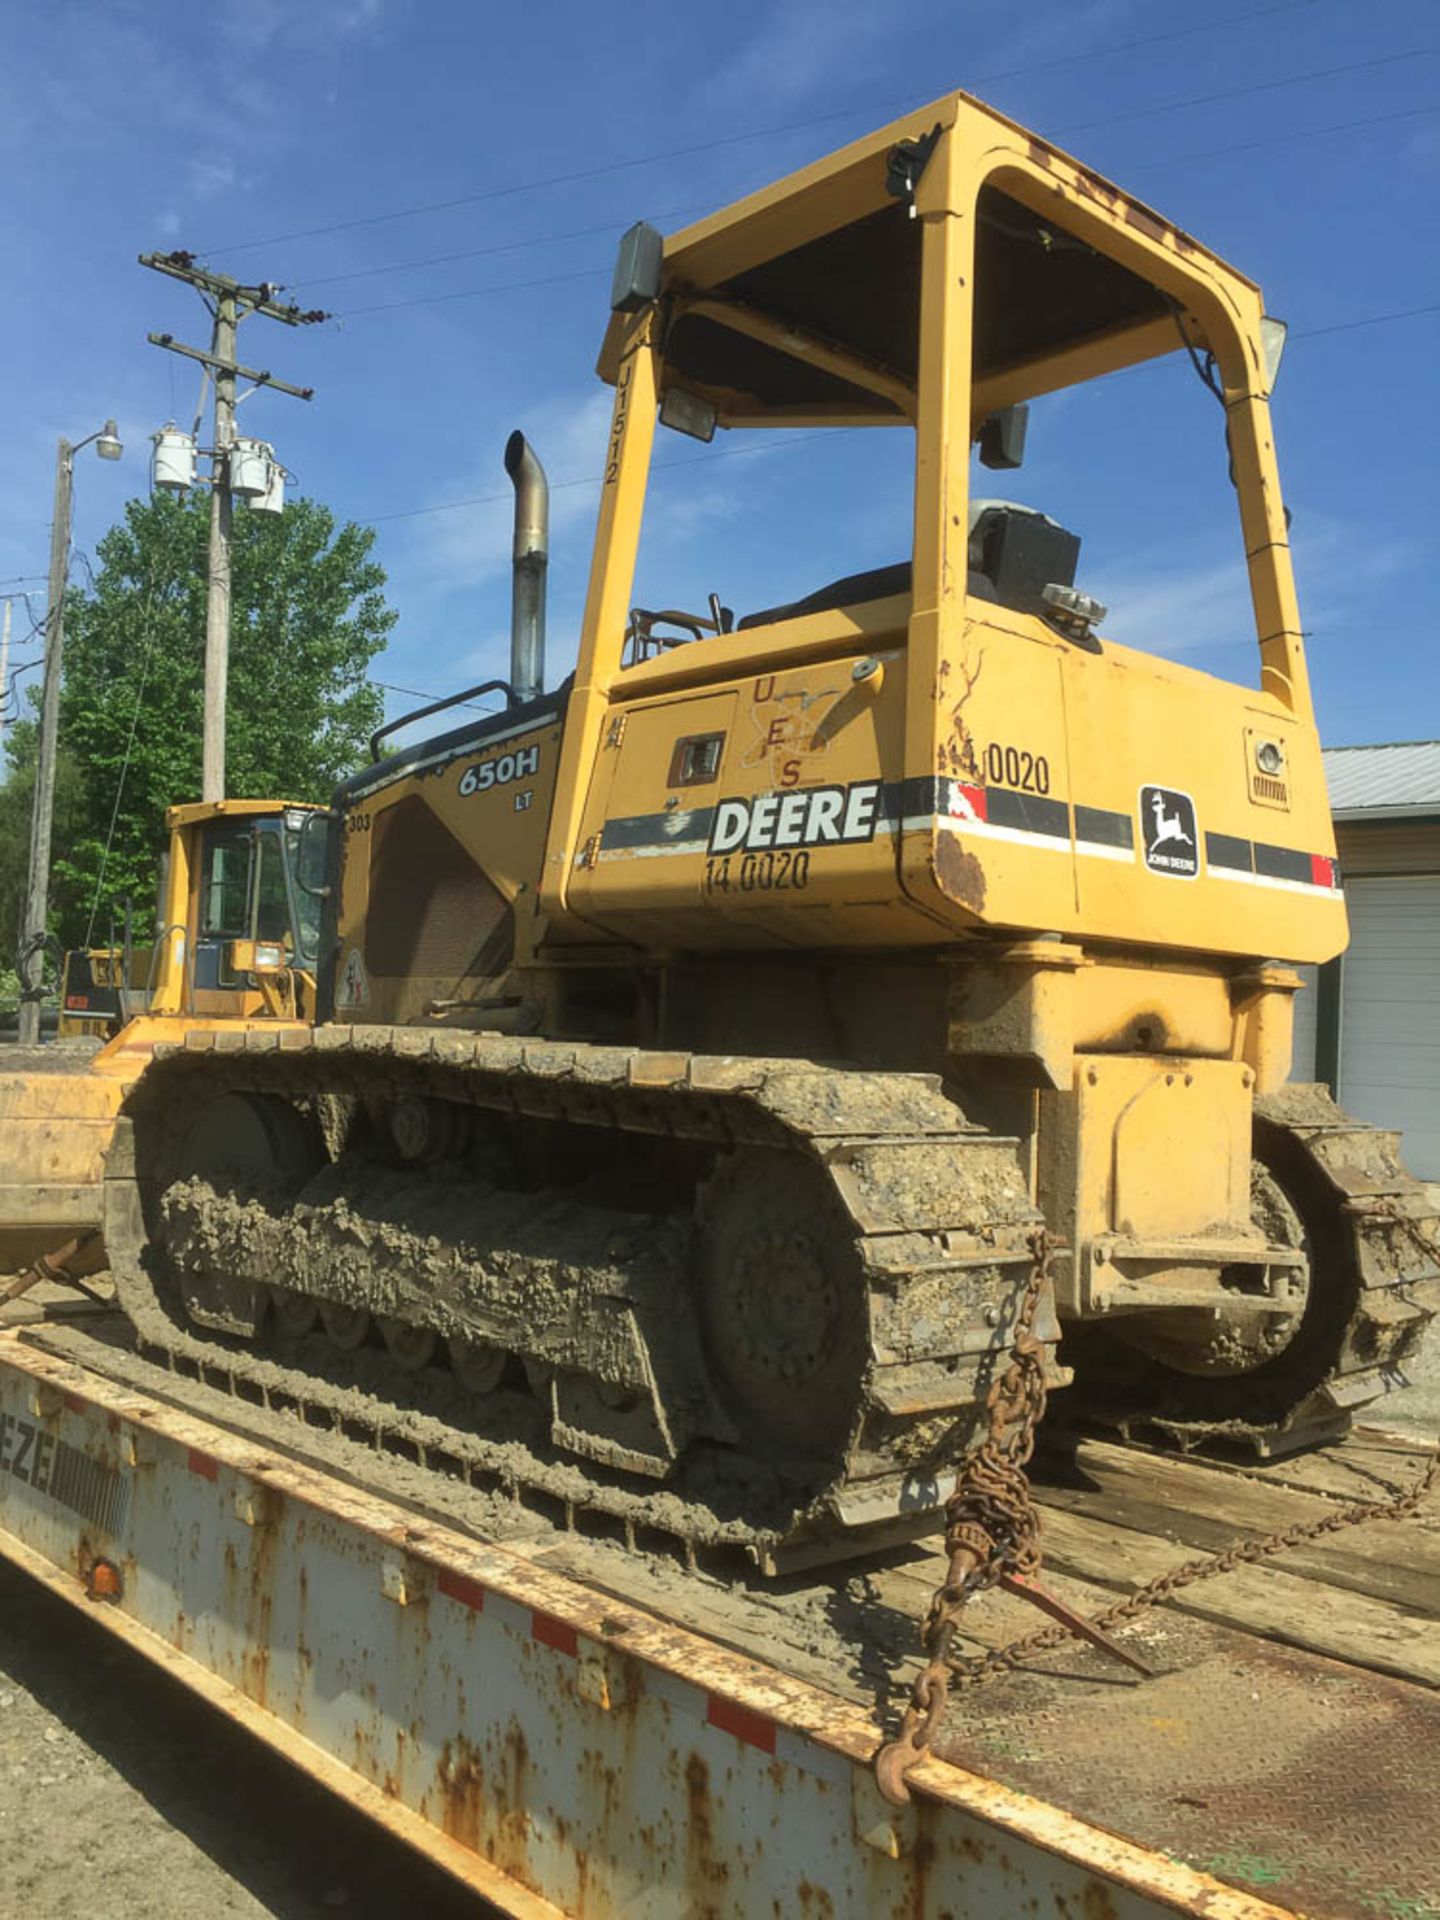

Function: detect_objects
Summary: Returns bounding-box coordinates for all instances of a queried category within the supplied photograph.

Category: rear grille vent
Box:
[363,795,512,981]
[1251,773,1289,807]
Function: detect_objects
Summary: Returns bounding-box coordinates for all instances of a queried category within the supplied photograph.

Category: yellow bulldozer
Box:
[1,797,328,1292]
[97,91,1436,1558]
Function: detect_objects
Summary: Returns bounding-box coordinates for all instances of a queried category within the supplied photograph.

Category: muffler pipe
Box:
[504,430,548,705]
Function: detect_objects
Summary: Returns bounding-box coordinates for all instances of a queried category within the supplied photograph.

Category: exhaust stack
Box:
[504,430,548,704]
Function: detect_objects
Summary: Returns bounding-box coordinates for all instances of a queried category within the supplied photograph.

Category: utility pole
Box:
[141,252,326,802]
[0,597,11,755]
[17,421,123,1045]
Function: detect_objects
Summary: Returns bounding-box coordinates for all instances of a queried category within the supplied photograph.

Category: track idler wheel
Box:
[270,1287,319,1337]
[380,1315,436,1371]
[321,1301,371,1350]
[450,1336,507,1394]
[695,1150,868,1459]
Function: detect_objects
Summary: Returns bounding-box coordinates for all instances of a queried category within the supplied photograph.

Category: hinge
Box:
[605,712,628,749]
[576,832,602,870]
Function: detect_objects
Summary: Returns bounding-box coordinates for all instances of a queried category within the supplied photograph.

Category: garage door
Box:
[1337,875,1440,1179]
[1290,964,1319,1081]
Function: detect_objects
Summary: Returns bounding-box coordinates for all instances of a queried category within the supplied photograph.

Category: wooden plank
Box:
[1009,1505,1440,1687]
[1032,1442,1439,1611]
[1075,1426,1437,1510]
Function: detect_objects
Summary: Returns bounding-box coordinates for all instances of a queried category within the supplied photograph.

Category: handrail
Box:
[369,679,517,763]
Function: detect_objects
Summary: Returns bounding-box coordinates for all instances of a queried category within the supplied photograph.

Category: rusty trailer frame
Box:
[0,1330,1291,1919]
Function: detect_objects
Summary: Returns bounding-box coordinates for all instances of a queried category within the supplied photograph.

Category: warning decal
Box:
[336,948,370,1009]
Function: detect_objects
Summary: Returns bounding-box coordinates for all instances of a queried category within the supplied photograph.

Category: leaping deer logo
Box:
[1149,791,1194,850]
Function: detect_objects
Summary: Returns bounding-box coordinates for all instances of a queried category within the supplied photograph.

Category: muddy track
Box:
[104,1027,1057,1562]
[1071,1083,1440,1453]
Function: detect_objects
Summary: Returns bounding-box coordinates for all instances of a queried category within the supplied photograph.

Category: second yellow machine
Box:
[105,93,1438,1557]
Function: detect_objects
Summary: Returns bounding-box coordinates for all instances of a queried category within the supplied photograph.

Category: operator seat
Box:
[736,501,1079,630]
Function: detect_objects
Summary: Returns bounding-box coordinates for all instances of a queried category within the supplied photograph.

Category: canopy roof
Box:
[598,90,1254,426]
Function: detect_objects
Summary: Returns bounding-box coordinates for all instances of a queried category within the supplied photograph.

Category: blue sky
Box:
[1,0,1435,754]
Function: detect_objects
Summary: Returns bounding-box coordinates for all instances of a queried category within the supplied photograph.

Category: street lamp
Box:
[16,421,124,1046]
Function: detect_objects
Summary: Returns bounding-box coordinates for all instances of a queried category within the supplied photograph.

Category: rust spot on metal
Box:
[797,1879,835,1915]
[684,1751,729,1889]
[1078,1886,1122,1920]
[436,1721,533,1883]
[437,1736,486,1852]
[187,1446,218,1481]
[236,1481,284,1712]
[1028,140,1051,169]
[935,834,987,912]
[1124,201,1166,245]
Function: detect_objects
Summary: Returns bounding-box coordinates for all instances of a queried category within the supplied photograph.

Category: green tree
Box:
[2,490,394,952]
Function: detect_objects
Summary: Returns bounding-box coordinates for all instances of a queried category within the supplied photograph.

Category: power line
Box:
[292,204,713,293]
[358,301,1439,527]
[326,100,1437,323]
[1289,300,1440,341]
[205,0,1327,256]
[1060,47,1433,138]
[364,430,839,526]
[369,676,502,711]
[1126,103,1436,173]
[310,100,1433,305]
[342,263,608,321]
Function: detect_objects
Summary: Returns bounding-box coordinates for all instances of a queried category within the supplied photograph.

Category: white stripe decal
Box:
[924,817,1070,853]
[353,713,552,802]
[581,810,1340,896]
[1211,867,1343,898]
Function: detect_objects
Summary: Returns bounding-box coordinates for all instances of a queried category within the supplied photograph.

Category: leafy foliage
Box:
[2,491,394,953]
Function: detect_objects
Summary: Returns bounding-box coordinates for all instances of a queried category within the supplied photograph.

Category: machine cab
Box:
[153,800,331,1023]
[543,90,1343,973]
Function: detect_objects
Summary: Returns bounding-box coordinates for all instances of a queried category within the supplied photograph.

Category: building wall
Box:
[1290,818,1440,1179]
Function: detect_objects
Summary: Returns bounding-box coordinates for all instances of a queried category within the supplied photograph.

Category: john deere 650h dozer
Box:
[104,92,1438,1560]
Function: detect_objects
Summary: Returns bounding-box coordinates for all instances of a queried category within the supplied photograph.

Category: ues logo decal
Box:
[1139,785,1199,879]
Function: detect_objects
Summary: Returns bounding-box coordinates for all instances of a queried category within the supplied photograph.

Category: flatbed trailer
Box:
[0,1304,1436,1920]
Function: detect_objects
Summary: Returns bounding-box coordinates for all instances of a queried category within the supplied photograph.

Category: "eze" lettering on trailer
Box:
[0,1409,131,1533]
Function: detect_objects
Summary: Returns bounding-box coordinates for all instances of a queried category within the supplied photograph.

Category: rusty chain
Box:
[949,1440,1438,1693]
[874,1228,1053,1803]
[874,1216,1440,1805]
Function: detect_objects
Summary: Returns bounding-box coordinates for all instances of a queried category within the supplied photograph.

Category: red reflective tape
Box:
[1310,852,1337,889]
[437,1569,486,1613]
[706,1694,777,1753]
[62,1392,88,1414]
[953,782,987,822]
[187,1448,219,1481]
[531,1610,578,1656]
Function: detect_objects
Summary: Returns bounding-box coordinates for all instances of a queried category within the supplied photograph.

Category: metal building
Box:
[1292,741,1440,1177]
